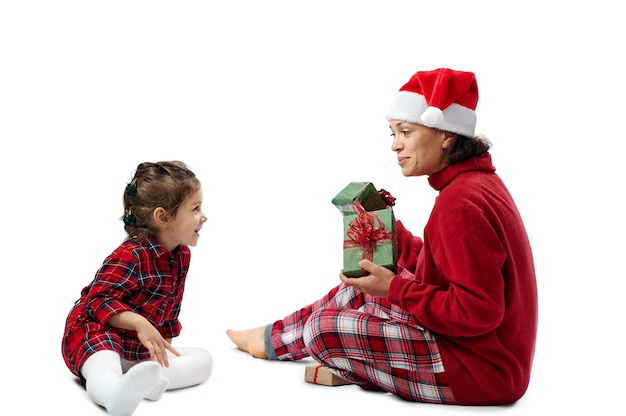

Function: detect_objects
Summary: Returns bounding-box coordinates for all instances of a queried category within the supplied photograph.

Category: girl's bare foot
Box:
[226,326,268,359]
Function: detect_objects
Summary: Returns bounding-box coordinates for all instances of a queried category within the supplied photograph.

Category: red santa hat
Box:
[386,68,479,137]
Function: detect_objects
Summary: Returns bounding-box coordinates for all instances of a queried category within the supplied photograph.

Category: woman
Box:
[227,68,538,405]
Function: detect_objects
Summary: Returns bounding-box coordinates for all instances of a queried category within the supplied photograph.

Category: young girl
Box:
[62,161,213,415]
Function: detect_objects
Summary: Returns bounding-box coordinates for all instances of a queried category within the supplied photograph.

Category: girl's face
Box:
[157,188,207,252]
[389,120,453,177]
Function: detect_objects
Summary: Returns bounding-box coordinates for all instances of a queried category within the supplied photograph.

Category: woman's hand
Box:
[339,259,395,297]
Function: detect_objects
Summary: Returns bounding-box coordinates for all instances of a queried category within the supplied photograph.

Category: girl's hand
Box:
[107,311,181,367]
[136,323,181,367]
[339,259,395,297]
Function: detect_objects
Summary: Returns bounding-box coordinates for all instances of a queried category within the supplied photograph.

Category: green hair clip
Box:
[125,182,137,196]
[123,208,137,226]
[123,213,136,226]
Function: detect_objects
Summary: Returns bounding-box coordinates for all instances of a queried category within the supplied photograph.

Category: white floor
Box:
[57,343,538,416]
[34,320,618,415]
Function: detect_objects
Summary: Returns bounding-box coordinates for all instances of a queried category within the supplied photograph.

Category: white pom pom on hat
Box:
[420,106,445,126]
[386,68,479,137]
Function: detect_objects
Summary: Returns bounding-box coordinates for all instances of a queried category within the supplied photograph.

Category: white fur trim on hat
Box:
[386,91,476,137]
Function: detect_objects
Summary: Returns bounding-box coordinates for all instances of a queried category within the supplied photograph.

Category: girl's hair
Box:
[122,161,201,241]
[445,133,492,165]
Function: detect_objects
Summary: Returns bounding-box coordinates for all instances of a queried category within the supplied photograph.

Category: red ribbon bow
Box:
[378,188,396,207]
[343,199,392,273]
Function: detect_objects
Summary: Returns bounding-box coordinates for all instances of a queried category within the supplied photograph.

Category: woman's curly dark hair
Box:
[445,133,492,165]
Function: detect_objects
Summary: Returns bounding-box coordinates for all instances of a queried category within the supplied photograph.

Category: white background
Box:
[1,1,624,414]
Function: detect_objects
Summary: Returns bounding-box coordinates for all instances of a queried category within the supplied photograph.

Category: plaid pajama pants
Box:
[267,268,456,403]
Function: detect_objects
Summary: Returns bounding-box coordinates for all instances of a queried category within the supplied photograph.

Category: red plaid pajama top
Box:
[62,237,189,377]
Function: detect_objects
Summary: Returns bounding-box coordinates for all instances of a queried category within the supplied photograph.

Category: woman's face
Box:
[389,120,453,177]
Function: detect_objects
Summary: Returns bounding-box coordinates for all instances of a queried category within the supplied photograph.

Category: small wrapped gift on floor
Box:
[343,200,397,278]
[304,365,353,386]
[331,182,388,215]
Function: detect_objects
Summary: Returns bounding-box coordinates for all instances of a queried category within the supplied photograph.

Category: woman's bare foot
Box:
[226,326,268,359]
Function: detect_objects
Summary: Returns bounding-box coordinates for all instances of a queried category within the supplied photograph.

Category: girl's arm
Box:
[108,311,180,366]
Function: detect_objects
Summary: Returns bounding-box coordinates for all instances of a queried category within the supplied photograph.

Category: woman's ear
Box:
[153,207,169,228]
[442,132,458,150]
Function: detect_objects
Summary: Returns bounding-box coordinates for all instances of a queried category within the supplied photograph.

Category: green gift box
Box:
[331,182,387,215]
[342,206,397,278]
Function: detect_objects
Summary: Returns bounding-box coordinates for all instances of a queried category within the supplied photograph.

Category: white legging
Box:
[121,347,213,390]
[81,347,212,413]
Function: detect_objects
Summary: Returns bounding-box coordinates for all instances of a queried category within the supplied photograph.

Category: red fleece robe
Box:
[387,152,538,405]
